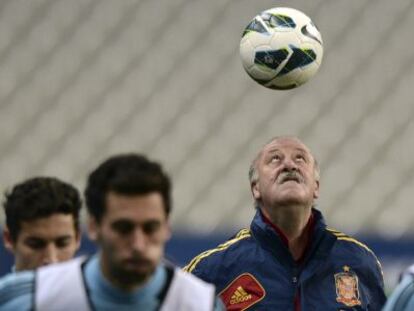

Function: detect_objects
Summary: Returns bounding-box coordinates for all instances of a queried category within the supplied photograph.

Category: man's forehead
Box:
[104,192,167,220]
[19,214,76,234]
[262,137,311,154]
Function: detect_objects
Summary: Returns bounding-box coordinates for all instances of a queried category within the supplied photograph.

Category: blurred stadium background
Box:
[1,0,414,292]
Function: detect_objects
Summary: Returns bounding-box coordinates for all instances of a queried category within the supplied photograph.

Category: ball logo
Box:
[301,24,322,44]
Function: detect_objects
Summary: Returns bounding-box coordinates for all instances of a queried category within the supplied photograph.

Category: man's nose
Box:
[42,245,59,265]
[282,156,298,170]
[131,228,147,251]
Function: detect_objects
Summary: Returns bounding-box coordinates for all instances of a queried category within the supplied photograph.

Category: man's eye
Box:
[56,238,71,248]
[25,240,46,249]
[296,154,307,162]
[142,222,161,235]
[112,222,134,235]
[271,155,281,162]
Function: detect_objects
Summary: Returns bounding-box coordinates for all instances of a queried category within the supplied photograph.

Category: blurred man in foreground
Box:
[0,154,223,310]
[383,265,414,310]
[2,176,81,271]
[184,136,386,310]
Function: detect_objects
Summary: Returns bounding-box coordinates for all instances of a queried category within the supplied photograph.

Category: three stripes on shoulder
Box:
[183,229,251,273]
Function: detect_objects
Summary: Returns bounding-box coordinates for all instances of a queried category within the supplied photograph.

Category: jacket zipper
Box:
[293,268,300,311]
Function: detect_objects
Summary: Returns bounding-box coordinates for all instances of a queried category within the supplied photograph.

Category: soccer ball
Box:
[240,7,323,90]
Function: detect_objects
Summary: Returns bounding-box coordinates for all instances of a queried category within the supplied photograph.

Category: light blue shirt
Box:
[0,255,224,310]
[0,270,33,311]
[84,255,166,310]
[383,274,414,311]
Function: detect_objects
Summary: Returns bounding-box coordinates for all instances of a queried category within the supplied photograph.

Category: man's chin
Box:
[112,263,156,286]
[115,268,153,285]
[274,192,310,206]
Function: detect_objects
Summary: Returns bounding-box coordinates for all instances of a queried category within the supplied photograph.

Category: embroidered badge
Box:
[219,273,266,310]
[334,266,362,307]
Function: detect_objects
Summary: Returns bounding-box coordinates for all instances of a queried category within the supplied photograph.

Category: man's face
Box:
[3,214,80,271]
[89,192,171,290]
[251,137,319,208]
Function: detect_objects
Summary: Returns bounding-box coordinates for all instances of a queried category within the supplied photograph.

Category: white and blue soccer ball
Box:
[240,7,323,90]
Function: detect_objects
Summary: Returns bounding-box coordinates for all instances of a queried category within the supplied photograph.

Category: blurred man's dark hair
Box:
[4,176,82,241]
[84,154,172,223]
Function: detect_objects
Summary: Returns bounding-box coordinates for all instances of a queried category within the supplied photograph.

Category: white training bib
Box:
[161,268,215,311]
[35,257,90,311]
[35,257,215,311]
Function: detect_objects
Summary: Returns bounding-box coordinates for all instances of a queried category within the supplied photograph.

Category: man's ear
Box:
[251,181,261,200]
[3,227,16,254]
[165,221,172,241]
[87,217,99,241]
[74,227,82,250]
[313,180,320,199]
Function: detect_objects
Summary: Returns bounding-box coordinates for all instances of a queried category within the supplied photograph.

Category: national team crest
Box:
[334,266,362,307]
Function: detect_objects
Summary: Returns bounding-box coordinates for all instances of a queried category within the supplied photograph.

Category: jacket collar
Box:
[250,206,336,270]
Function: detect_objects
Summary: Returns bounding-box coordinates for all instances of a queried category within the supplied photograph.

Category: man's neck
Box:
[261,205,313,261]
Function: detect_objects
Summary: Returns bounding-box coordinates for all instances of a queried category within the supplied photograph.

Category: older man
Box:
[184,136,386,310]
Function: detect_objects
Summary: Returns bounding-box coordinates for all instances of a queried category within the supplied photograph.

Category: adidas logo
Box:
[230,286,252,305]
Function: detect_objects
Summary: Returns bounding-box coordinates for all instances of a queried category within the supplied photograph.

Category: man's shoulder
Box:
[326,228,383,273]
[183,229,252,275]
[0,270,35,310]
[383,273,414,311]
[0,270,35,296]
[327,227,377,256]
[403,264,414,277]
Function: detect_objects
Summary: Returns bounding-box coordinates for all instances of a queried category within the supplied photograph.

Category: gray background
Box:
[0,0,413,288]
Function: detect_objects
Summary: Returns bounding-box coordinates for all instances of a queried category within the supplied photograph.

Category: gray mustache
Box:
[277,171,304,183]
